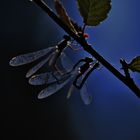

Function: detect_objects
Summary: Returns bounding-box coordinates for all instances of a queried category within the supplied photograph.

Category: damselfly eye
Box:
[85,57,93,63]
[78,70,81,74]
[63,35,71,41]
[78,67,81,71]
[67,41,71,46]
[78,67,81,73]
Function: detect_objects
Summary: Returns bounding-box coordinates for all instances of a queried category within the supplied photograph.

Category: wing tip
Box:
[28,75,47,85]
[26,72,31,78]
[9,57,17,66]
[38,94,44,99]
[37,91,48,99]
[38,91,45,99]
[84,96,92,105]
[28,76,36,85]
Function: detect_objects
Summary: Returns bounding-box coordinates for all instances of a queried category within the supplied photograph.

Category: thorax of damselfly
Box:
[56,35,71,52]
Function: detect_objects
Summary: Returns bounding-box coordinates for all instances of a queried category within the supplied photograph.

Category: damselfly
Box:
[9,35,76,78]
[67,57,99,104]
[29,57,99,105]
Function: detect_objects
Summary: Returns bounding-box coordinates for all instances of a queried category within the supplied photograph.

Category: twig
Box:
[32,0,140,97]
[120,59,131,79]
[82,23,86,35]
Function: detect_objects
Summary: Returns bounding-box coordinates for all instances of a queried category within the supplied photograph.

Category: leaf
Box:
[128,56,140,72]
[77,0,111,26]
[54,0,77,33]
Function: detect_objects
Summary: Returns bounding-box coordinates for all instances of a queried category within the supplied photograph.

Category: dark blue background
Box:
[1,0,140,140]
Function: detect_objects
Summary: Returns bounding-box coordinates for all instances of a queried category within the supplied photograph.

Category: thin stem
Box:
[120,59,131,79]
[82,23,86,35]
[32,0,140,97]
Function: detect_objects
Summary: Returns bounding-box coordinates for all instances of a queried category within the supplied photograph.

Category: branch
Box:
[31,0,140,97]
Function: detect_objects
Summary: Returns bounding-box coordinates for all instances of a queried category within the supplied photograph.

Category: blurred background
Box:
[1,0,140,140]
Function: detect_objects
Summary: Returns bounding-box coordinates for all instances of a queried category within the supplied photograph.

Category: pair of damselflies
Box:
[9,35,99,105]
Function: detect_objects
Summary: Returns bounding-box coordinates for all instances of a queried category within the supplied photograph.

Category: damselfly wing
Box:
[9,35,72,78]
[67,70,92,105]
[80,84,92,105]
[29,52,74,86]
[25,52,54,78]
[66,58,96,104]
[29,69,73,99]
[28,58,94,105]
[67,83,92,105]
[38,75,72,99]
[9,47,54,66]
[29,71,71,86]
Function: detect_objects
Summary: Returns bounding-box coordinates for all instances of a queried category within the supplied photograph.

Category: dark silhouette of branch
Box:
[120,59,131,79]
[32,0,140,97]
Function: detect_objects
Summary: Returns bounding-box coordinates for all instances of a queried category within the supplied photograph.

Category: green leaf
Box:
[77,0,111,26]
[128,56,140,72]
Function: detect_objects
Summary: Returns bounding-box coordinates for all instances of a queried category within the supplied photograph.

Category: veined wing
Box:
[28,51,74,85]
[29,71,71,85]
[29,72,51,85]
[66,70,78,99]
[67,84,75,99]
[48,51,59,66]
[67,67,92,105]
[26,52,53,78]
[75,70,92,105]
[66,68,79,99]
[80,83,92,105]
[37,75,72,99]
[59,52,74,72]
[9,47,55,66]
[67,82,92,105]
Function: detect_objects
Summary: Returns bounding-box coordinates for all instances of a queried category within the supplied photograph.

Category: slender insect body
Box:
[79,63,90,74]
[57,35,71,51]
[9,35,72,77]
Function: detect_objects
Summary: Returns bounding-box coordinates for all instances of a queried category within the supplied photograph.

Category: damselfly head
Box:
[85,57,93,63]
[91,62,100,69]
[63,35,71,41]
